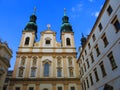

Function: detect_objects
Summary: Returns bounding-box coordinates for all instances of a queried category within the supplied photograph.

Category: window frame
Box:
[24,37,30,45]
[94,68,99,82]
[111,15,120,33]
[98,23,103,31]
[107,52,117,70]
[95,44,100,57]
[101,33,109,47]
[66,38,71,46]
[99,61,107,77]
[44,63,50,77]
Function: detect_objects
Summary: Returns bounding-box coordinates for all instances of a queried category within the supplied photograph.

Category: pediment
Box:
[41,29,56,34]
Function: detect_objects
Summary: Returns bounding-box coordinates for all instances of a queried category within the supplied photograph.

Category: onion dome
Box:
[81,33,87,46]
[24,7,37,38]
[60,8,73,33]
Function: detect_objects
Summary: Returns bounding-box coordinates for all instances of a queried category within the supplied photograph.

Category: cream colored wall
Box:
[11,29,81,90]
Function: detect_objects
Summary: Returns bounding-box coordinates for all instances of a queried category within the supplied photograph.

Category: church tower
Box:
[60,8,75,47]
[9,9,81,90]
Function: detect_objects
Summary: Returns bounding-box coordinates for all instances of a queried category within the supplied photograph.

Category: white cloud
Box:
[91,11,99,17]
[70,2,83,18]
[71,3,83,12]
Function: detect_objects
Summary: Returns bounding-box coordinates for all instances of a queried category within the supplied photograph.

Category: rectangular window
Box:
[58,87,62,90]
[86,59,90,69]
[99,61,107,77]
[86,77,89,88]
[107,52,117,70]
[94,68,99,82]
[90,53,94,63]
[111,15,120,33]
[57,69,62,77]
[71,87,75,90]
[15,87,20,90]
[84,63,86,72]
[88,43,91,49]
[29,87,34,90]
[31,68,36,77]
[95,44,100,56]
[107,5,113,15]
[89,73,93,85]
[92,34,96,42]
[98,23,103,31]
[44,63,49,77]
[101,33,109,47]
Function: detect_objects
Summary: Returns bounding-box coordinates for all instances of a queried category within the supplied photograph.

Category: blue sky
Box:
[0,0,105,70]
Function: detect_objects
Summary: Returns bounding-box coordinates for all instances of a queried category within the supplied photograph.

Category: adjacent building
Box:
[4,70,13,90]
[77,0,120,90]
[0,41,12,90]
[9,9,81,90]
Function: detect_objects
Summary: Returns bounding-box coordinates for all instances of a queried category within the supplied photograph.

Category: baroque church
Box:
[9,9,81,90]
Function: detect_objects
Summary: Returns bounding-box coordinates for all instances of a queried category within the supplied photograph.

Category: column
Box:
[53,56,56,77]
[25,56,31,78]
[63,56,67,77]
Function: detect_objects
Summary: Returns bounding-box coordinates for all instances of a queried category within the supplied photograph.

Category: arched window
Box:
[44,63,49,77]
[24,37,30,45]
[66,38,71,46]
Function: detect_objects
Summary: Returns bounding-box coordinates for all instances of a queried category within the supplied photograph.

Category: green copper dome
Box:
[24,14,37,34]
[60,14,73,33]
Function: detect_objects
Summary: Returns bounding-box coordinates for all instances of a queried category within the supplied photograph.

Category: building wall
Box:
[0,42,12,90]
[10,26,81,90]
[78,0,120,90]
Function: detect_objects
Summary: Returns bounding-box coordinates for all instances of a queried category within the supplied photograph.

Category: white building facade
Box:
[77,0,120,90]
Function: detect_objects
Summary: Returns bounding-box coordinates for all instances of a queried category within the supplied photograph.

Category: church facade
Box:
[9,10,81,90]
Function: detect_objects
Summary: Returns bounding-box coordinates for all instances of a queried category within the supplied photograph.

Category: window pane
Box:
[31,69,36,77]
[57,69,62,77]
[44,63,49,77]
